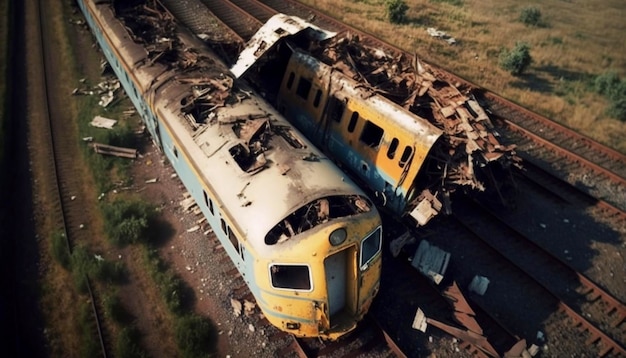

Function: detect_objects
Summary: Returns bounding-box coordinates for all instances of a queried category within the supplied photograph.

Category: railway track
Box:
[30,0,108,355]
[454,195,626,356]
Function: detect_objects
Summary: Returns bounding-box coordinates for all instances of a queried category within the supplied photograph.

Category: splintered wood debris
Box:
[311,33,522,196]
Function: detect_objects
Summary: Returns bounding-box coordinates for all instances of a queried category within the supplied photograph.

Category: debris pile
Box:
[311,33,521,198]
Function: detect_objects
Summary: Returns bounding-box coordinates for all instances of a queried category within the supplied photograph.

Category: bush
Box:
[593,71,626,121]
[116,327,148,358]
[175,315,216,358]
[520,6,542,27]
[385,0,409,24]
[499,42,532,76]
[103,198,155,247]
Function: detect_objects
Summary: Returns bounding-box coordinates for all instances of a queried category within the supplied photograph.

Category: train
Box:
[76,0,383,340]
[231,14,520,227]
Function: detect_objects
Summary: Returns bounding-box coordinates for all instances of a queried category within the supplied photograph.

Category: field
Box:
[299,0,626,153]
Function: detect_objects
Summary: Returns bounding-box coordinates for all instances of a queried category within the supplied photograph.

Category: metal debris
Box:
[92,142,137,159]
[468,275,490,296]
[90,115,117,129]
[413,307,499,357]
[426,27,456,45]
[310,32,521,206]
[410,240,450,284]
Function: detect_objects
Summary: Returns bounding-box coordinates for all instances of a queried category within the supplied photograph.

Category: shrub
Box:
[593,71,626,121]
[499,42,532,76]
[116,327,148,358]
[175,315,216,358]
[385,0,409,24]
[103,198,155,247]
[520,6,542,27]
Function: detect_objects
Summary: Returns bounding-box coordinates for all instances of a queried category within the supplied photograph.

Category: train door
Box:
[324,250,347,316]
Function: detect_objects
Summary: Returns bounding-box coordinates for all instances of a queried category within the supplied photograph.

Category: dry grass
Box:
[299,0,626,153]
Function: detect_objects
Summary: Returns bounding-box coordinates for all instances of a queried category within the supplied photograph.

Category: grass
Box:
[298,0,626,153]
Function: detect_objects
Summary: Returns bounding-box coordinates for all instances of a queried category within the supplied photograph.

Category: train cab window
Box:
[328,96,345,123]
[360,227,382,270]
[313,89,322,108]
[359,120,384,149]
[203,190,209,208]
[399,146,413,168]
[209,197,214,215]
[286,72,295,90]
[348,112,359,133]
[270,264,312,291]
[296,77,312,100]
[387,138,399,159]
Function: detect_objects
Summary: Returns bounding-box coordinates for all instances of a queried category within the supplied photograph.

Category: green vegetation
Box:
[116,327,148,358]
[519,6,543,27]
[51,231,71,269]
[499,42,532,76]
[594,71,626,121]
[175,315,217,358]
[385,0,409,24]
[102,198,155,247]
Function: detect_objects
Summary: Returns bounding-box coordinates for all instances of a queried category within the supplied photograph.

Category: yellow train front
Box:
[251,197,382,339]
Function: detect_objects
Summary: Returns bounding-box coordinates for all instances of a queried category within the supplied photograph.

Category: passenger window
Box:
[329,96,345,123]
[387,138,399,159]
[221,218,227,235]
[286,72,295,90]
[229,228,240,254]
[313,89,322,108]
[270,264,311,290]
[360,120,384,149]
[209,197,214,215]
[296,77,312,100]
[348,112,359,133]
[399,146,413,168]
[203,190,209,208]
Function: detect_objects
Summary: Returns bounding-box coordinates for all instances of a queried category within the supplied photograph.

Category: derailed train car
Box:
[77,0,382,340]
[232,14,520,227]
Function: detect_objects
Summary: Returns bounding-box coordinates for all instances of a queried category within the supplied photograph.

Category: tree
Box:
[499,42,532,76]
[385,0,409,24]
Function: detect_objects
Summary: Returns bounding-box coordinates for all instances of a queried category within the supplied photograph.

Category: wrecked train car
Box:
[232,14,521,227]
[77,0,383,340]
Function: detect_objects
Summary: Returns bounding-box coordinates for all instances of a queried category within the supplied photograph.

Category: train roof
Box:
[154,77,367,252]
[87,1,370,255]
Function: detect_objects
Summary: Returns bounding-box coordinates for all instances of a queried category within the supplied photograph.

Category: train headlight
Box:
[329,228,347,246]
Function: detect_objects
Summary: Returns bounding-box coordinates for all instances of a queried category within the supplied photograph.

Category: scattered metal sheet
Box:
[230,13,336,78]
[412,308,499,357]
[410,240,450,285]
[468,275,490,296]
[90,115,117,129]
[409,189,443,226]
[443,281,483,335]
